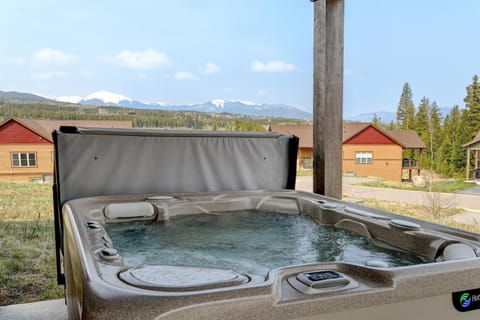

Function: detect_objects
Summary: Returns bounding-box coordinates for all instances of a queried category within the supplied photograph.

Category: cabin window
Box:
[355,151,372,164]
[11,152,37,167]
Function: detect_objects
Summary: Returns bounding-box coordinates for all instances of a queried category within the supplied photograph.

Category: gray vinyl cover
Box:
[54,127,294,204]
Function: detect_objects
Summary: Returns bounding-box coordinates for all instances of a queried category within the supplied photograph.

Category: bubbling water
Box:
[106,210,427,276]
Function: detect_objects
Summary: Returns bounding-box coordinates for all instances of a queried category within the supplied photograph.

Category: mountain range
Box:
[0,89,453,122]
[344,107,452,123]
[0,90,313,120]
[344,111,398,123]
[0,90,51,102]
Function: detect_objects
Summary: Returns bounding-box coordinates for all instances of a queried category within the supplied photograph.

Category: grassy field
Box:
[0,182,63,306]
[0,181,479,306]
[348,197,479,233]
[357,179,477,193]
[297,169,313,176]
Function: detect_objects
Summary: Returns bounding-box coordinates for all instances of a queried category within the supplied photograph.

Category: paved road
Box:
[456,184,480,195]
[296,175,480,224]
[296,176,480,211]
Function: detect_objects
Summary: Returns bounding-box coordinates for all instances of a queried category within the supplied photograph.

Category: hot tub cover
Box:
[53,127,298,204]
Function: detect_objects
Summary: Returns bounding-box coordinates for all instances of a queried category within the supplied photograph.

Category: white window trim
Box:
[355,151,373,164]
[11,152,37,168]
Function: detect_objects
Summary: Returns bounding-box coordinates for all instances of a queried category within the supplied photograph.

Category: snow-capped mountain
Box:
[84,90,131,104]
[52,91,128,105]
[56,91,313,119]
[211,99,225,108]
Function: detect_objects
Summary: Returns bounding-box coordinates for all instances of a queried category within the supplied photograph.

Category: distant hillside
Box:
[0,89,312,120]
[345,107,452,123]
[1,89,455,124]
[72,91,313,120]
[0,100,310,131]
[0,90,52,102]
[344,111,397,123]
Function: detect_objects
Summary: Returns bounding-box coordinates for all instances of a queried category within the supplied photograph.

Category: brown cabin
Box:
[269,123,426,182]
[0,118,132,182]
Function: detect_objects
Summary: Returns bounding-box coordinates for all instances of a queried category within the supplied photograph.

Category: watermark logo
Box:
[460,293,472,308]
[453,289,480,312]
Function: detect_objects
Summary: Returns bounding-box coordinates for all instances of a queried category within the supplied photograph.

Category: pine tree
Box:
[452,106,470,173]
[461,107,477,174]
[396,83,416,130]
[415,97,430,140]
[436,115,452,176]
[415,97,442,168]
[464,75,480,138]
[429,101,442,169]
[437,105,470,175]
[372,113,381,127]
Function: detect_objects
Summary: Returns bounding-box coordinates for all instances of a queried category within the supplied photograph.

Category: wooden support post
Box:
[418,149,423,176]
[476,149,479,169]
[466,148,471,180]
[312,0,344,198]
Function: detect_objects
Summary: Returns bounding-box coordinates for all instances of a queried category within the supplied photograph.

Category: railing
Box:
[402,159,417,168]
[468,168,480,180]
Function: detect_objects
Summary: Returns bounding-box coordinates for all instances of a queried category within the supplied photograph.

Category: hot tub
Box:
[53,128,480,319]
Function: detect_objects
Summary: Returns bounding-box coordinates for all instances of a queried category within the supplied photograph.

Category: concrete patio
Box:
[0,299,67,320]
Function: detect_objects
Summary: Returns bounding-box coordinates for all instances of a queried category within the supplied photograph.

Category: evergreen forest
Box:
[374,75,480,177]
[0,102,308,133]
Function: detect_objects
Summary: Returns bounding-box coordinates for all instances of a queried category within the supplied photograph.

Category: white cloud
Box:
[32,71,67,79]
[110,49,169,70]
[32,48,77,67]
[174,71,194,80]
[200,62,220,75]
[251,60,295,72]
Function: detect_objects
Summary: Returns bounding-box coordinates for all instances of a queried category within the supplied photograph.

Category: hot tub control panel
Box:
[297,271,350,289]
[287,270,358,295]
[306,271,340,281]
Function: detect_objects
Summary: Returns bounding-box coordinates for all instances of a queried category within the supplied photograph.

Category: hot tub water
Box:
[106,210,427,276]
